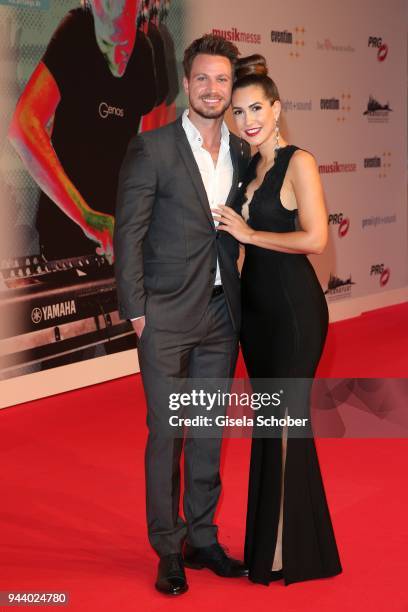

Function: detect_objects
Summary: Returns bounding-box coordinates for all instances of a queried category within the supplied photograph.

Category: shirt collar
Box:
[182,109,230,153]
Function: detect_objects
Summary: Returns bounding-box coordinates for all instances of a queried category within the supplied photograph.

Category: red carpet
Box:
[1,303,407,611]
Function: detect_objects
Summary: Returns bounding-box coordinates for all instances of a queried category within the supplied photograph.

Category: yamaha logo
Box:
[31,307,42,324]
[31,300,77,324]
[98,102,125,119]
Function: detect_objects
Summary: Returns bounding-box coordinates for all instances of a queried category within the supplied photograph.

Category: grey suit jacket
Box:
[114,116,251,333]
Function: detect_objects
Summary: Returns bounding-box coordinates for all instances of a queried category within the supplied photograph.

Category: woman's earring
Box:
[274,119,280,159]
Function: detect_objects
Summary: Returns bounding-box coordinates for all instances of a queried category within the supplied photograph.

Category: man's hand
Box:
[132,316,146,339]
[83,210,115,263]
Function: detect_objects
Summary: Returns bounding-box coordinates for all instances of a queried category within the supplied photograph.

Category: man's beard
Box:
[190,96,230,120]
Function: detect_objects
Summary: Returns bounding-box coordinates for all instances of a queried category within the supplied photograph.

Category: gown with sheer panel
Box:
[236,145,342,586]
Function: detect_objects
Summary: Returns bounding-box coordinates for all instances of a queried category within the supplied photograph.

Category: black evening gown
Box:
[237,146,342,586]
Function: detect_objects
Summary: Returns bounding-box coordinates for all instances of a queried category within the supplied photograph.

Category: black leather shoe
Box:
[155,553,188,596]
[269,569,283,581]
[184,542,248,578]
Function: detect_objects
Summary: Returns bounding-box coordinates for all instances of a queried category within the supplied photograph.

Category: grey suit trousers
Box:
[138,292,238,557]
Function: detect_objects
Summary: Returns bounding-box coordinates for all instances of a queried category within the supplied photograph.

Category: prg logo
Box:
[370,263,391,287]
[328,212,350,238]
[368,36,389,62]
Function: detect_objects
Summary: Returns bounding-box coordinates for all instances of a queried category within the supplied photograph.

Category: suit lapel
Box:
[174,119,215,228]
[226,135,240,206]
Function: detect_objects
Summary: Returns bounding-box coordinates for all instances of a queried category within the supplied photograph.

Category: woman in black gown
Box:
[214,55,342,586]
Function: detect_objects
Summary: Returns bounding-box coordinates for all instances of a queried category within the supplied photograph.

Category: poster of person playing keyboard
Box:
[0,0,180,379]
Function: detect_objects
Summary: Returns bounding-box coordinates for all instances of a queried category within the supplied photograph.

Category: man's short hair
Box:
[183,34,240,79]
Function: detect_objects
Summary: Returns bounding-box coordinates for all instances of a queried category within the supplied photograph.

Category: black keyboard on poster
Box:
[0,254,136,375]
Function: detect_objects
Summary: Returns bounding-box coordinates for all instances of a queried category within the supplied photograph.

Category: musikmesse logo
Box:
[318,161,357,174]
[211,27,261,44]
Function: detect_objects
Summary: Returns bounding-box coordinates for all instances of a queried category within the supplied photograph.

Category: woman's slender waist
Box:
[241,249,324,296]
[242,247,309,270]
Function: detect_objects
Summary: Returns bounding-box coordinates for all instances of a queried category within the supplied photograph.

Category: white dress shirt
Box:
[131,110,233,320]
[181,109,233,286]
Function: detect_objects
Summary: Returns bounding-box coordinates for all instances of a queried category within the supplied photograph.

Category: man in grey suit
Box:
[114,34,250,596]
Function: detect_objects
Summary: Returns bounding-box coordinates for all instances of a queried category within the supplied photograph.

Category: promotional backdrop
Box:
[0,0,406,407]
[184,0,407,310]
[0,0,185,391]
